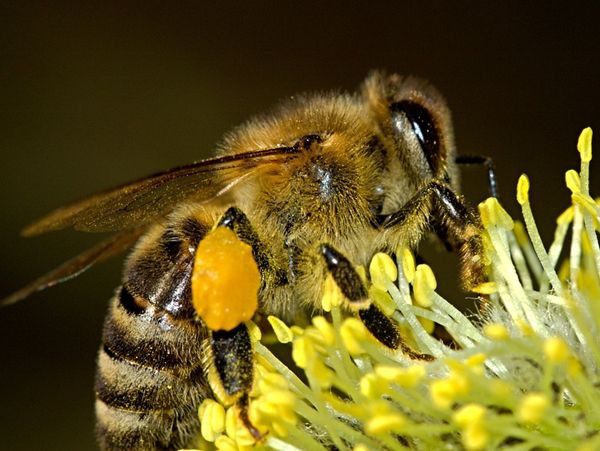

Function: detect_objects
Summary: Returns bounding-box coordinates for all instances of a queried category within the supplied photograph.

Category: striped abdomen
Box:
[95,218,211,450]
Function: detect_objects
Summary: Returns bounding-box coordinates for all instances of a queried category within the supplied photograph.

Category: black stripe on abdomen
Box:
[96,347,181,411]
[103,287,205,369]
[95,294,210,450]
[95,398,200,451]
[117,285,146,316]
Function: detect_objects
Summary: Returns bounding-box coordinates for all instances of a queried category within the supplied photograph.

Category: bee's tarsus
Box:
[358,304,400,349]
[429,182,486,289]
[237,393,264,441]
[358,303,434,360]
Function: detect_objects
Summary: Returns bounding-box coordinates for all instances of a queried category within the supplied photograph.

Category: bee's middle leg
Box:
[320,244,432,360]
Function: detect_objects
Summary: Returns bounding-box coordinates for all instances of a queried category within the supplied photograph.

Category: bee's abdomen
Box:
[95,285,209,450]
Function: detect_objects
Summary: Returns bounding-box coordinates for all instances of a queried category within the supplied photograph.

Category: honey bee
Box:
[3,71,491,450]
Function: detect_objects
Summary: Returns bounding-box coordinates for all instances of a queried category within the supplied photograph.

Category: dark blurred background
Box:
[1,2,598,449]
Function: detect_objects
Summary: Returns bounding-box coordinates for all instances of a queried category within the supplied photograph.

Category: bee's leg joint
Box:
[320,244,367,303]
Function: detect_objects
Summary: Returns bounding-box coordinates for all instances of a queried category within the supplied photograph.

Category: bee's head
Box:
[362,71,459,190]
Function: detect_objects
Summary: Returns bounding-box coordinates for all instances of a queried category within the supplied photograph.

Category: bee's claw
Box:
[237,395,264,441]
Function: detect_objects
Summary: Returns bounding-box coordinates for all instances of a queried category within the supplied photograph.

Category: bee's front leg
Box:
[320,244,432,361]
[381,180,485,290]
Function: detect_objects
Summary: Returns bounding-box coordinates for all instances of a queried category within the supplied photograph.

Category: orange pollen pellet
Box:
[191,226,260,331]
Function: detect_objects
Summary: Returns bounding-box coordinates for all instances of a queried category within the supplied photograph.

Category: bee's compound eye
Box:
[391,100,440,173]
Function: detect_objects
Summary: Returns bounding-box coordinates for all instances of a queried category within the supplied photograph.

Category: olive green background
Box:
[1,2,598,449]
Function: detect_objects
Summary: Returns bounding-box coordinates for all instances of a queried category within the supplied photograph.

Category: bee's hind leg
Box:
[199,206,287,441]
[207,324,262,439]
[217,206,288,287]
[320,244,433,361]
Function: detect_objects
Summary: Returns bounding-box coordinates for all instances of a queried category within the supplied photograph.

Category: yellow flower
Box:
[462,423,489,450]
[190,128,599,451]
[267,315,293,343]
[544,336,570,363]
[401,247,416,282]
[375,364,425,388]
[365,413,406,435]
[198,399,226,442]
[291,335,315,368]
[413,264,436,307]
[483,323,509,340]
[370,252,398,289]
[453,403,486,427]
[518,393,550,424]
[577,127,592,162]
[321,273,343,311]
[340,317,370,355]
[516,174,530,205]
[430,371,469,409]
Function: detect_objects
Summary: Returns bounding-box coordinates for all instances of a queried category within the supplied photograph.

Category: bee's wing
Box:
[0,227,145,307]
[23,146,299,236]
[2,146,299,306]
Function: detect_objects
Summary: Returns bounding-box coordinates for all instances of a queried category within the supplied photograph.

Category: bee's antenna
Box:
[455,154,499,199]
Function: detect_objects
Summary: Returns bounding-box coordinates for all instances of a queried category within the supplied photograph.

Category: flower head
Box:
[189,128,600,451]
